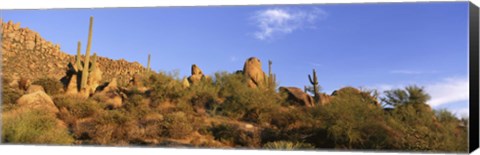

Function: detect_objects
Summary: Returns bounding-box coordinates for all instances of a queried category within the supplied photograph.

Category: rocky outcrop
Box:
[187,64,209,86]
[243,57,266,88]
[26,84,45,94]
[1,20,146,86]
[16,91,59,114]
[318,93,332,106]
[94,78,124,109]
[279,87,314,107]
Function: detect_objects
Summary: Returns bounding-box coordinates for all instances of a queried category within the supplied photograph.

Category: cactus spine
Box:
[308,69,320,105]
[81,16,94,91]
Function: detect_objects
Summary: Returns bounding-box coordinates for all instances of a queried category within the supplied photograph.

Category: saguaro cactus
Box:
[75,41,83,70]
[146,53,151,77]
[266,60,276,89]
[308,69,320,105]
[268,60,272,76]
[81,16,94,91]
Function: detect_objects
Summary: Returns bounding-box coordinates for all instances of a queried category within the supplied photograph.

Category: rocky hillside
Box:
[1,20,146,85]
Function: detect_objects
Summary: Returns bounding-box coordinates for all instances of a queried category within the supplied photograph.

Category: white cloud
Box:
[230,56,237,62]
[309,62,323,67]
[389,70,439,75]
[366,76,469,108]
[426,77,469,107]
[251,7,326,41]
[449,107,469,118]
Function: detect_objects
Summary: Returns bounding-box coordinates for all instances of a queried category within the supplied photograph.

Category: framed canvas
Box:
[1,0,479,154]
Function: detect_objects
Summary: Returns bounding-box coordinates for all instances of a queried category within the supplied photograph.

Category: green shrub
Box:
[54,95,102,119]
[32,78,64,95]
[1,89,22,111]
[215,72,282,124]
[209,123,260,148]
[148,72,186,104]
[263,141,314,150]
[314,86,388,149]
[162,111,194,139]
[2,109,74,144]
[77,109,142,145]
[183,79,221,115]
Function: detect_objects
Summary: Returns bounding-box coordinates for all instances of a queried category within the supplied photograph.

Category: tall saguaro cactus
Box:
[81,16,94,91]
[265,60,276,90]
[146,53,151,77]
[308,69,320,105]
[268,60,272,76]
[75,41,83,70]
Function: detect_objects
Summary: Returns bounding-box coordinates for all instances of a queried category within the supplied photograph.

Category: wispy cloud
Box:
[251,7,327,41]
[309,62,323,67]
[366,76,469,108]
[230,56,237,62]
[389,70,439,75]
[449,107,469,118]
[426,77,468,107]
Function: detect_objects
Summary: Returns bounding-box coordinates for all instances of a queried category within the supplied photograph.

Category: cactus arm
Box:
[75,41,83,70]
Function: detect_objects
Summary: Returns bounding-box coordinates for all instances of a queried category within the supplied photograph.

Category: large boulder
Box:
[187,64,209,85]
[16,91,59,113]
[26,84,45,94]
[87,65,102,95]
[129,73,144,88]
[65,74,79,95]
[94,78,124,109]
[318,93,332,106]
[279,87,314,107]
[98,78,118,93]
[243,57,266,88]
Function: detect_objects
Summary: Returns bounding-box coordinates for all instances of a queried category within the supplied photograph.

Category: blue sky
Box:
[1,2,470,117]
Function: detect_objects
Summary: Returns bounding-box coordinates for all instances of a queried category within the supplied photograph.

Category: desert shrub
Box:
[183,79,221,115]
[2,109,74,144]
[263,141,314,150]
[209,123,261,148]
[148,71,186,104]
[54,95,103,119]
[123,94,152,118]
[77,109,142,145]
[162,111,194,139]
[313,86,390,149]
[32,77,64,95]
[215,72,283,124]
[1,89,22,111]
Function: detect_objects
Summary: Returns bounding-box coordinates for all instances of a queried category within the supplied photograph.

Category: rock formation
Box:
[94,78,124,109]
[187,64,208,85]
[243,57,266,88]
[1,19,146,86]
[26,85,45,94]
[16,91,59,114]
[279,87,315,107]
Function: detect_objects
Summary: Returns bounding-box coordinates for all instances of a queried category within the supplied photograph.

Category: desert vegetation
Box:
[0,17,469,153]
